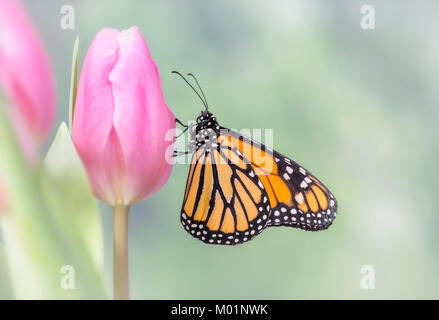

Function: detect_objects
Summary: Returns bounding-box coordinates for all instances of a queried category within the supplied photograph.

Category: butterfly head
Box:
[172,71,220,151]
[196,110,218,128]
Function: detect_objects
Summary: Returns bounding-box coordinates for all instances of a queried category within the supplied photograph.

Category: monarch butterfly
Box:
[173,71,338,245]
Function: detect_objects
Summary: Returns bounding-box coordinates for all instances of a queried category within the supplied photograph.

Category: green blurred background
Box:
[8,0,439,299]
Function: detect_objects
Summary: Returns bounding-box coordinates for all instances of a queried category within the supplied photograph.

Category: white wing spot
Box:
[295,193,304,204]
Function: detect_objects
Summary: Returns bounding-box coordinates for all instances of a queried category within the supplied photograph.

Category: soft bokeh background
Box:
[3,0,439,299]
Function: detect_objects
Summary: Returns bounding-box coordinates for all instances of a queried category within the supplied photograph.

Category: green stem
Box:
[113,204,130,300]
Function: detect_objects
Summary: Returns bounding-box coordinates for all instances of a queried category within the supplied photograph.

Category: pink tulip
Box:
[0,0,56,147]
[0,0,56,211]
[72,27,175,206]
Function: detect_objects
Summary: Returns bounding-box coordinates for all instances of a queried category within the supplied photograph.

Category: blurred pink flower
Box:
[0,0,56,147]
[0,0,56,211]
[73,27,175,206]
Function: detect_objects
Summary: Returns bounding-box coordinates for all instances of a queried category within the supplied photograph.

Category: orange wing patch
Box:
[230,139,292,208]
[193,154,213,221]
[236,170,262,204]
[305,190,319,213]
[295,192,308,213]
[214,150,234,203]
[183,153,205,217]
[184,150,204,201]
[268,175,292,206]
[311,185,328,210]
[235,179,258,221]
[226,136,278,175]
[206,191,223,231]
[234,199,249,231]
[220,208,235,234]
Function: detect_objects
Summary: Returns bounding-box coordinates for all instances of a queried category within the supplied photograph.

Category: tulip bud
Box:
[0,0,56,211]
[0,0,56,146]
[73,27,175,206]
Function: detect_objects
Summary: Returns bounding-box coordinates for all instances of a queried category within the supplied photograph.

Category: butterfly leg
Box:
[175,127,189,139]
[175,118,188,128]
[173,150,190,157]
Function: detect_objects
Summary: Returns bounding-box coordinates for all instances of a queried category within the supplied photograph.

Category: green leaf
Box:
[44,122,103,271]
[0,104,107,299]
[69,36,79,133]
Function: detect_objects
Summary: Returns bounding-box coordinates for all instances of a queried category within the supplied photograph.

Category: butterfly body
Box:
[188,111,220,152]
[174,71,338,245]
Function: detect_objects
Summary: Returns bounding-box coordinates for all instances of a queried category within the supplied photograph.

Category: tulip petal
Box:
[109,27,175,204]
[0,0,55,142]
[73,28,123,203]
[101,127,126,205]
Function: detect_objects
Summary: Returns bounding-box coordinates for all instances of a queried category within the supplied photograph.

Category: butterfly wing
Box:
[223,129,338,231]
[181,142,271,245]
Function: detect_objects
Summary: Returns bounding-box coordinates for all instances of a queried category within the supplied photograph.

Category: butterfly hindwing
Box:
[180,141,271,245]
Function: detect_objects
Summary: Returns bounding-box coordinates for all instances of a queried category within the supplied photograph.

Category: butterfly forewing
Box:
[224,129,338,231]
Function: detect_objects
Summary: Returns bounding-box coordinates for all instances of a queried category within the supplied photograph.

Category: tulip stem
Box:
[113,204,130,300]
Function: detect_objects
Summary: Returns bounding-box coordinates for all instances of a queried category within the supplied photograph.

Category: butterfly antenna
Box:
[172,71,207,110]
[187,73,208,111]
